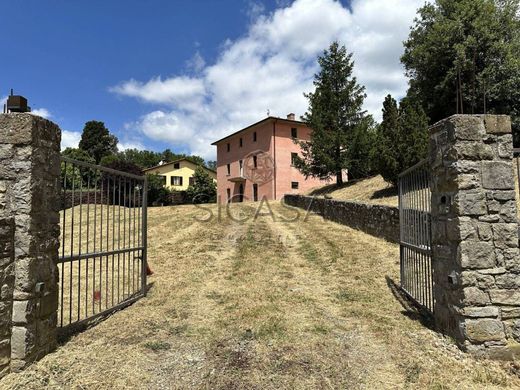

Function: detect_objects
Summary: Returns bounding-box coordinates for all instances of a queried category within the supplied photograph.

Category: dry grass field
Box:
[3,202,520,389]
[308,175,399,207]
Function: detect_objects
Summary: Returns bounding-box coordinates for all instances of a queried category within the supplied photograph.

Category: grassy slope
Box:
[2,203,520,389]
[308,175,398,207]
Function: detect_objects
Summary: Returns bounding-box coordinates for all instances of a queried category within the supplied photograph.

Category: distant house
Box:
[211,113,334,203]
[143,158,216,191]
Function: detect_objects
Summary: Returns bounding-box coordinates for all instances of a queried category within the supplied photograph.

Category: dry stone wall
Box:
[430,115,520,359]
[283,195,400,243]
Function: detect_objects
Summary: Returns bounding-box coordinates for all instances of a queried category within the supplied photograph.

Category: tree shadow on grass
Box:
[385,276,435,331]
[308,177,367,196]
[371,186,398,201]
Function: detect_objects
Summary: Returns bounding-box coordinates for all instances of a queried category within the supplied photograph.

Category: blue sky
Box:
[1,0,422,160]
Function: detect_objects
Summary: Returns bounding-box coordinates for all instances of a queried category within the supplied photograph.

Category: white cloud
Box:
[61,130,81,150]
[30,108,52,119]
[186,51,206,73]
[118,140,145,151]
[111,0,423,159]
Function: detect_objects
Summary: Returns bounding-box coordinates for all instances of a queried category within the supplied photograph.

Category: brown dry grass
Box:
[2,202,520,389]
[308,175,398,207]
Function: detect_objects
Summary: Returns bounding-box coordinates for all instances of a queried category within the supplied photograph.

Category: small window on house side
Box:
[291,152,298,166]
[171,176,183,186]
[239,138,243,147]
[189,177,195,186]
[227,143,230,152]
[227,164,231,175]
[173,162,180,169]
[253,132,257,142]
[291,181,299,189]
[226,188,231,202]
[291,128,298,138]
[253,155,257,168]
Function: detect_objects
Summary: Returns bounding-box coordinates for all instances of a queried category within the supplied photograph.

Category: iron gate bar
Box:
[398,158,433,313]
[58,156,148,335]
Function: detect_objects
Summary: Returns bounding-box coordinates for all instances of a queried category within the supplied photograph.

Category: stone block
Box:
[482,115,512,134]
[461,306,499,318]
[482,162,514,190]
[502,308,520,319]
[492,223,519,249]
[454,191,486,216]
[10,326,36,360]
[465,318,505,342]
[490,289,520,305]
[463,287,490,305]
[454,141,493,160]
[477,223,492,241]
[458,241,496,269]
[12,299,39,324]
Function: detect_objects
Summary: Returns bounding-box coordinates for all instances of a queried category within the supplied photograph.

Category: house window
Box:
[173,162,180,169]
[226,188,231,202]
[291,152,298,166]
[253,155,257,168]
[253,184,258,201]
[253,131,257,142]
[227,143,230,152]
[239,160,243,176]
[291,127,298,138]
[189,177,195,186]
[159,176,166,186]
[171,176,183,186]
[291,181,299,189]
[227,164,231,175]
[240,138,243,147]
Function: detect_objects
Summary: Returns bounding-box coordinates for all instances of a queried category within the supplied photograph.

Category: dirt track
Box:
[2,202,520,389]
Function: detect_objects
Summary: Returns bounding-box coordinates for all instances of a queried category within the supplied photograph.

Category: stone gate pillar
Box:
[430,114,520,358]
[0,113,61,370]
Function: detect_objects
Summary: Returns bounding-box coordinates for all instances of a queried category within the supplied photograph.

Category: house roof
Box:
[211,116,306,145]
[142,157,216,174]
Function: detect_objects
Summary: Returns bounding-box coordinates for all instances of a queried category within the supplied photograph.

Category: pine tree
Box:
[295,41,367,185]
[78,120,118,163]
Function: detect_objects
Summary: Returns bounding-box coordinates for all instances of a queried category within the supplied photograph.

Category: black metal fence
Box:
[398,159,433,313]
[58,156,148,334]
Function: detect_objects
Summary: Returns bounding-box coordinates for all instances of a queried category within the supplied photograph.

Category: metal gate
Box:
[58,156,148,334]
[398,159,433,313]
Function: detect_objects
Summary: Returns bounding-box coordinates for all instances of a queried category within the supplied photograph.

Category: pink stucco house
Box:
[212,114,333,203]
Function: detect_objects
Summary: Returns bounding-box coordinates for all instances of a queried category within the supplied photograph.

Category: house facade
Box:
[143,158,216,191]
[212,114,333,203]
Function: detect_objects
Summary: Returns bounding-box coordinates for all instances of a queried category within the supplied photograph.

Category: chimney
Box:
[286,113,295,120]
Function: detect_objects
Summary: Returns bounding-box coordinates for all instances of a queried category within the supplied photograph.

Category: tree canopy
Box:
[374,95,429,185]
[185,167,217,204]
[401,0,520,140]
[78,121,118,163]
[294,41,369,185]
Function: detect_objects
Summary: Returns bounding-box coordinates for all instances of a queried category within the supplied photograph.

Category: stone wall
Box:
[0,113,60,371]
[0,218,14,379]
[429,114,520,359]
[283,194,400,243]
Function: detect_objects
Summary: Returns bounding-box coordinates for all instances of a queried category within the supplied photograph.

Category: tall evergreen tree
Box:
[78,120,118,163]
[402,0,520,142]
[374,95,429,186]
[294,41,367,185]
